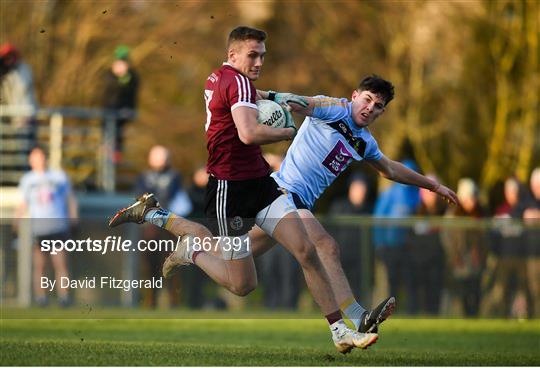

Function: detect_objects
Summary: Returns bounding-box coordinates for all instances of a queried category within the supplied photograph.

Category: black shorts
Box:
[35,231,70,247]
[205,175,282,236]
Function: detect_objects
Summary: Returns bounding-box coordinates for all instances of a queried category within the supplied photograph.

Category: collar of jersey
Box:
[222,62,245,77]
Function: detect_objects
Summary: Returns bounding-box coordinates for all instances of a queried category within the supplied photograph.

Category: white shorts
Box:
[255,194,297,236]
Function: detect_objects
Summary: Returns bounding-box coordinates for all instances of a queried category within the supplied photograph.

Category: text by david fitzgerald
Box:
[41,276,162,292]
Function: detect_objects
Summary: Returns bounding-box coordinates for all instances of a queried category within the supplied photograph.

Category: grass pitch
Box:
[1,308,539,366]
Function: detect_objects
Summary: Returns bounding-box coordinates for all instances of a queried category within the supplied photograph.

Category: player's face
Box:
[351,90,386,127]
[228,39,266,81]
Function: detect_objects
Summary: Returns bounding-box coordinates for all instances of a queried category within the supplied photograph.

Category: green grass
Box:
[1,308,539,366]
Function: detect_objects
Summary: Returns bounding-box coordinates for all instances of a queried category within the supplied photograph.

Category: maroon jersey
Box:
[204,63,270,180]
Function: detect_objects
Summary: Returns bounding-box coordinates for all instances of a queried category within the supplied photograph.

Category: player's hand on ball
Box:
[267,91,306,140]
[282,105,298,139]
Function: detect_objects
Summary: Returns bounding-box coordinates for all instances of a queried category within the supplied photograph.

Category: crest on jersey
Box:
[230,216,243,231]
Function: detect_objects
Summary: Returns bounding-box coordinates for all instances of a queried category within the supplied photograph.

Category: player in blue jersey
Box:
[249,75,458,331]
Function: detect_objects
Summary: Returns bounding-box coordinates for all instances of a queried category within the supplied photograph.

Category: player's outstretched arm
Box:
[367,155,459,205]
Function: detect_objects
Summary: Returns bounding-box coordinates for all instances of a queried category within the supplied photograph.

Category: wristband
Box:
[268,90,276,101]
[289,126,297,140]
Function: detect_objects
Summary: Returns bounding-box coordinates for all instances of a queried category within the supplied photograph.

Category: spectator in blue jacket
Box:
[373,159,420,313]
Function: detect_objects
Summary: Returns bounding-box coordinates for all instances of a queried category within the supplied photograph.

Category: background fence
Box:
[2,198,538,318]
[0,106,136,191]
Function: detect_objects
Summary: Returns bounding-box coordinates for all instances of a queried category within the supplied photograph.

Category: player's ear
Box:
[227,41,239,62]
[228,47,236,63]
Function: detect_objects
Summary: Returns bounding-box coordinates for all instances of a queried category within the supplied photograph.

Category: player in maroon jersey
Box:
[109,26,378,353]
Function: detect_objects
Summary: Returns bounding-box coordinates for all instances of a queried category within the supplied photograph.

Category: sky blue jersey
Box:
[19,169,72,236]
[272,96,382,210]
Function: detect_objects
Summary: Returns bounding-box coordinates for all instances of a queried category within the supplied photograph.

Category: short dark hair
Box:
[358,75,395,106]
[227,26,267,48]
[30,145,46,155]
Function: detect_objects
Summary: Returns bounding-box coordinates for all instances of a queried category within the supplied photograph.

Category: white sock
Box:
[144,208,172,228]
[342,300,366,330]
[184,237,195,263]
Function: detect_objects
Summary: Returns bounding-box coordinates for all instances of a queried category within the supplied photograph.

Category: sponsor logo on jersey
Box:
[322,140,353,176]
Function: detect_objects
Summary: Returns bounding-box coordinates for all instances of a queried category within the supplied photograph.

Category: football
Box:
[256,99,286,128]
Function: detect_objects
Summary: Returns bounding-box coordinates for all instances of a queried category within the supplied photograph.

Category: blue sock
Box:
[144,208,172,228]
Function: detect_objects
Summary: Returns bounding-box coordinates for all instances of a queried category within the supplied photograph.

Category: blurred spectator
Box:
[482,177,532,318]
[135,145,191,308]
[408,174,447,315]
[136,145,192,215]
[187,166,209,219]
[0,43,38,176]
[373,159,420,314]
[182,166,214,309]
[0,43,38,125]
[330,173,373,214]
[258,153,301,310]
[328,173,372,296]
[523,167,540,214]
[494,177,528,217]
[101,45,139,162]
[15,146,78,307]
[523,167,540,317]
[442,178,487,316]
